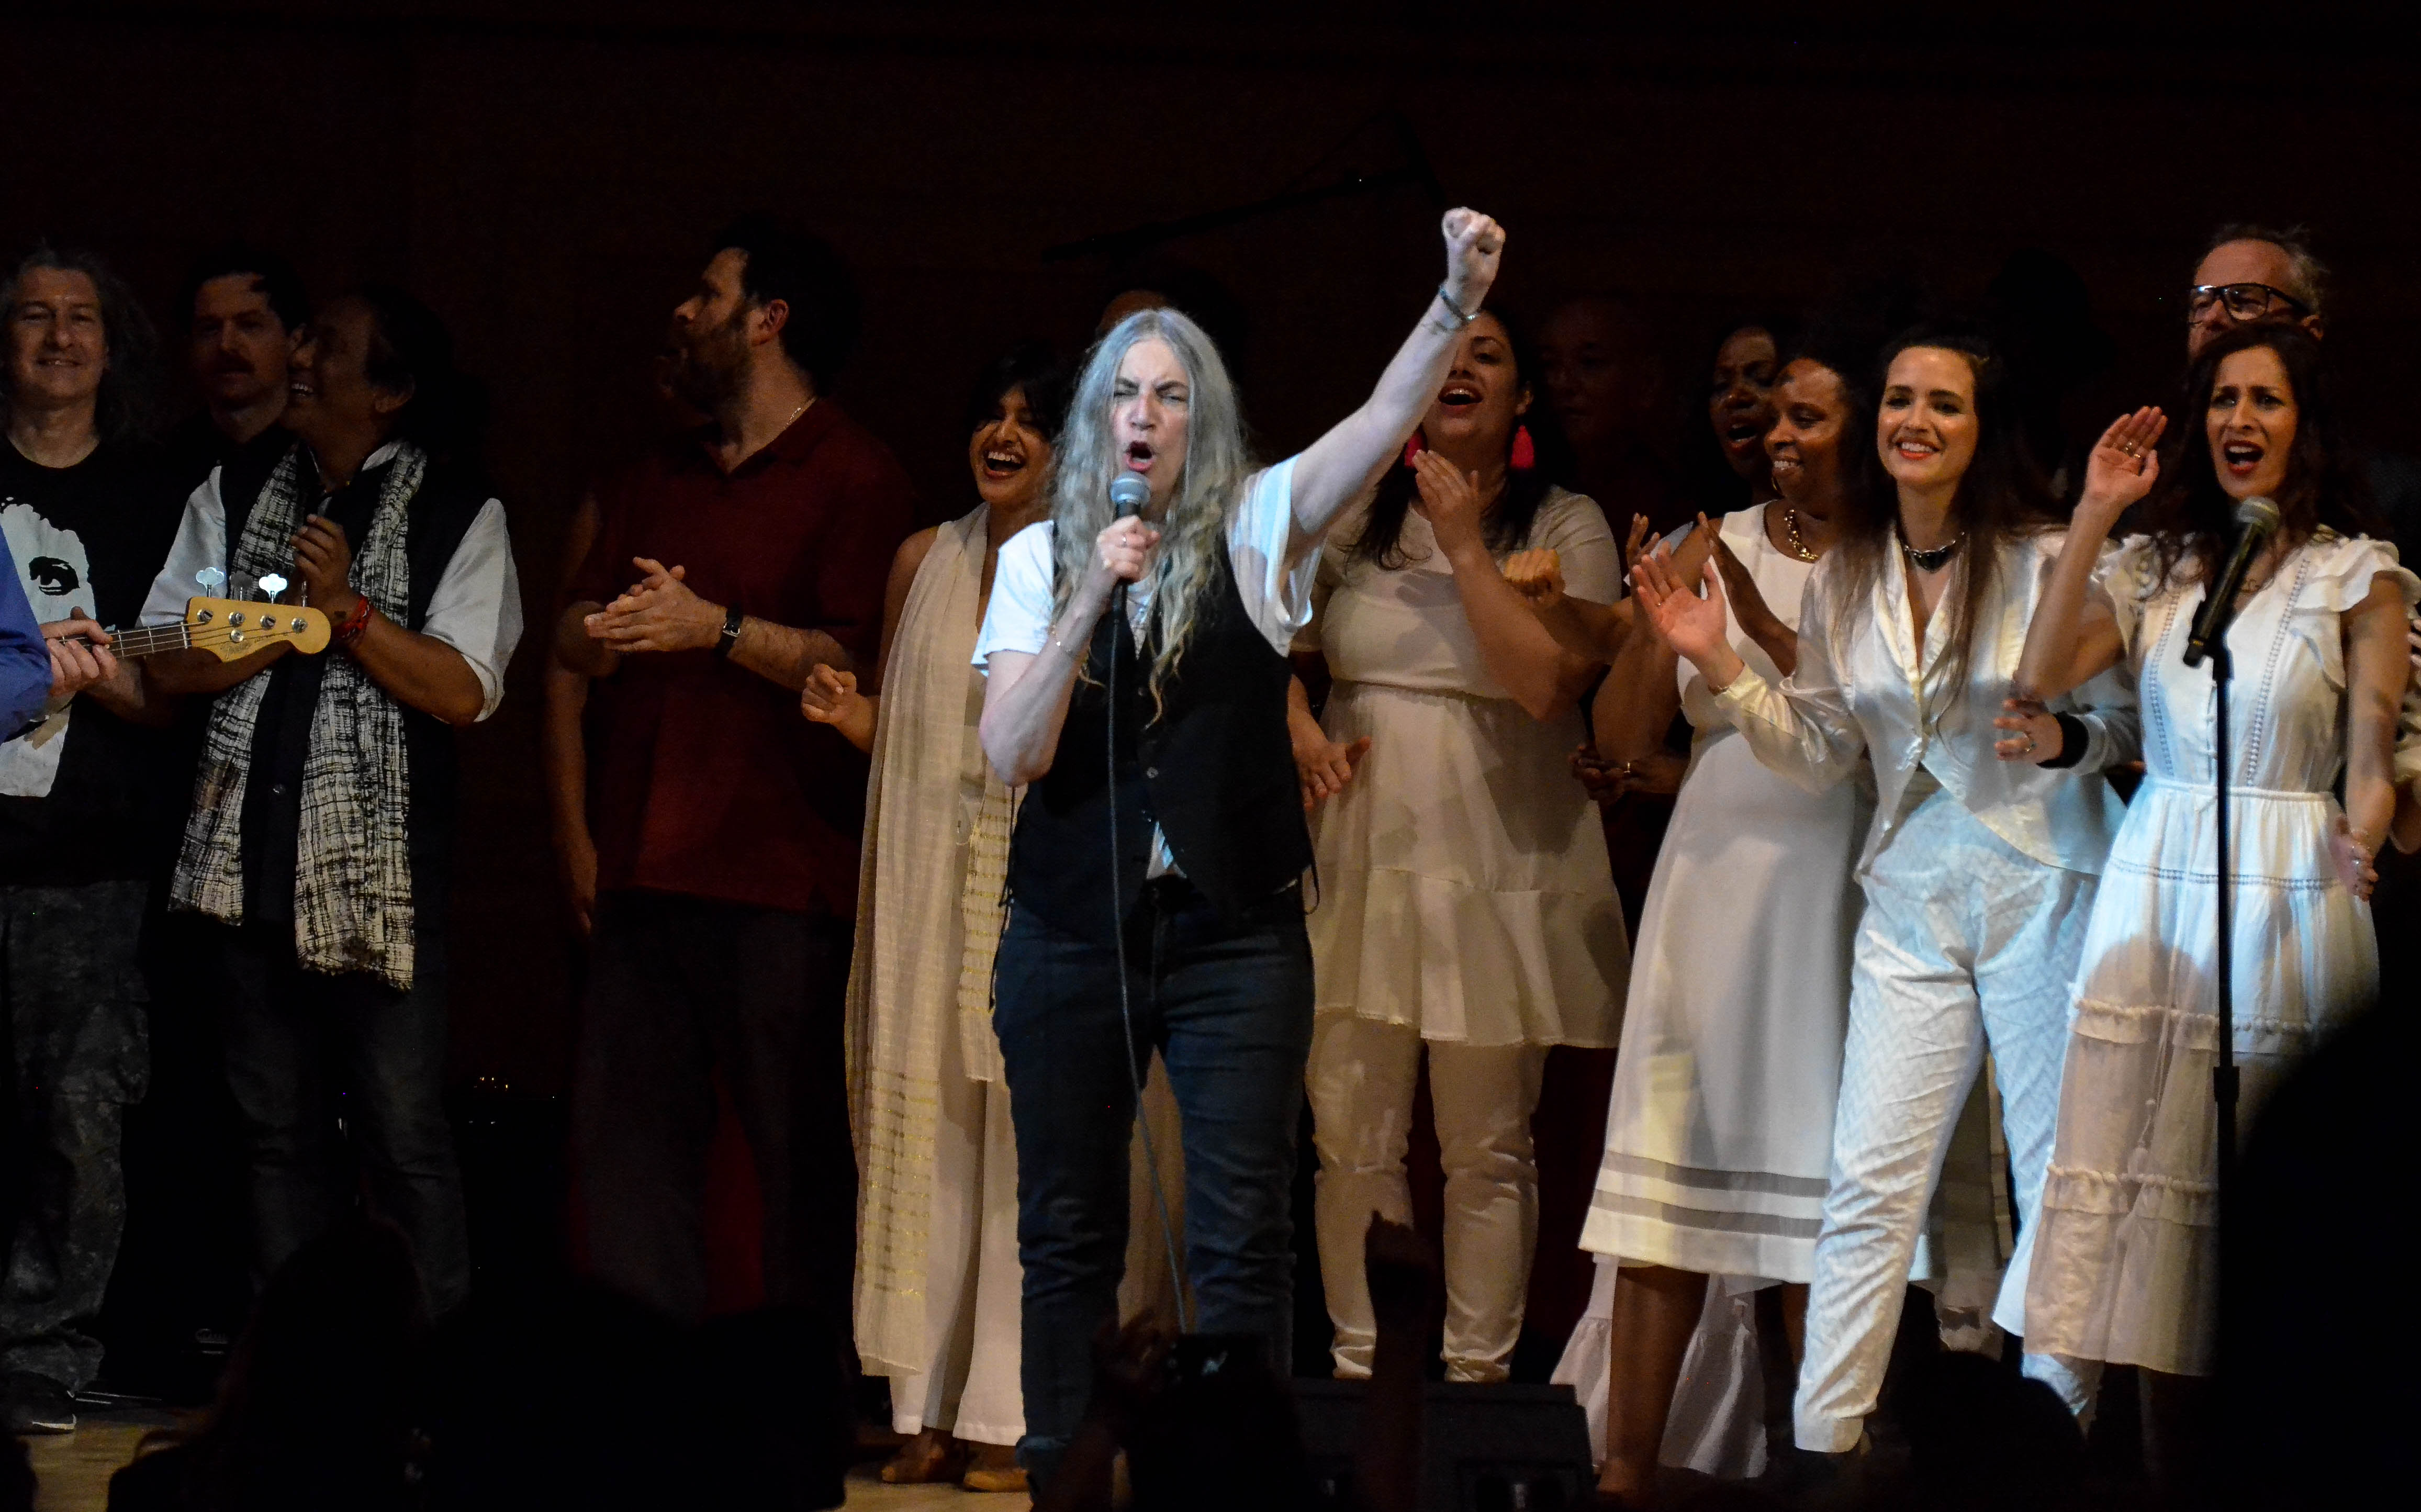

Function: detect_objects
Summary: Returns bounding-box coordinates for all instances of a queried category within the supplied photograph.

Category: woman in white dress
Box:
[806,345,1067,1493]
[2007,324,2411,1487]
[1293,309,1628,1384]
[1518,344,1877,1500]
[1632,327,2137,1456]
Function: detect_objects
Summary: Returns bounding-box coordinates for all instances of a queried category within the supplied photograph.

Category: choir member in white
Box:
[813,345,1069,1492]
[2005,323,2413,1482]
[1516,333,1878,1496]
[1632,328,2138,1454]
[1292,310,1627,1384]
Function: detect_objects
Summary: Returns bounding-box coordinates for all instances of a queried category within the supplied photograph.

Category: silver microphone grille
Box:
[1108,475,1151,516]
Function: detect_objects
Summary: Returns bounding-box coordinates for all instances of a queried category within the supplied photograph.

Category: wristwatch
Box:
[715,604,744,658]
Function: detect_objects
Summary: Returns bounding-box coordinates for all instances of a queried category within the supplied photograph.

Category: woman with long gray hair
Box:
[971,208,1504,1488]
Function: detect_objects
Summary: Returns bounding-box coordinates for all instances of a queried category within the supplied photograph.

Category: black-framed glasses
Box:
[2186,282,2311,324]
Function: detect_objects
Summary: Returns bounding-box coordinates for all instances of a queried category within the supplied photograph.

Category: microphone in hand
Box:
[1109,474,1150,519]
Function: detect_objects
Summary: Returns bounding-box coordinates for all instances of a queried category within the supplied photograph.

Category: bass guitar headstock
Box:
[178,597,332,659]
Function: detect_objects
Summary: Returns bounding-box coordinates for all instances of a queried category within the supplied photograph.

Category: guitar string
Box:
[79,617,322,657]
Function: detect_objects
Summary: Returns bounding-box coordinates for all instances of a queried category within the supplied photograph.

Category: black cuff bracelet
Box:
[2039,711,2091,769]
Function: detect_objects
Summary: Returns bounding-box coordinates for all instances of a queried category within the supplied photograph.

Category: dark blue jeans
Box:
[993,876,1314,1484]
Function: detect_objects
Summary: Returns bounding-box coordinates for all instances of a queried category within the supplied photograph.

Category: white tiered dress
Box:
[1304,490,1630,1047]
[2025,531,2418,1377]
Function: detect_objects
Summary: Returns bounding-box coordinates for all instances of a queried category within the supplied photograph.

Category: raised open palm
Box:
[2077,407,2167,528]
[1633,550,1731,664]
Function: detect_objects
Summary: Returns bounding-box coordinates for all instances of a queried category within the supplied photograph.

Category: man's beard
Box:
[665,309,750,413]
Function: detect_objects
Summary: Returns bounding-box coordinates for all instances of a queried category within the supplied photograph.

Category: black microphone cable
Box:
[1103,495,1192,1334]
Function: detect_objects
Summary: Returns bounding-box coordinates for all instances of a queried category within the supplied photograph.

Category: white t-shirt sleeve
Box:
[416,499,523,722]
[973,521,1059,669]
[1538,491,1623,604]
[142,469,229,625]
[1229,456,1317,656]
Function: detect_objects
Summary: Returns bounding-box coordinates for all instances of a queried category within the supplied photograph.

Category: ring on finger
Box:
[2019,732,2038,755]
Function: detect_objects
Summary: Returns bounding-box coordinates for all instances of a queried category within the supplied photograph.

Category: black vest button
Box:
[1146,766,1158,779]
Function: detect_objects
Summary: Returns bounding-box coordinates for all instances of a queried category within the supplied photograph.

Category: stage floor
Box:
[21,1411,1032,1512]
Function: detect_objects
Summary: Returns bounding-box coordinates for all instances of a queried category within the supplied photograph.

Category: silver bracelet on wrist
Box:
[1435,283,1479,327]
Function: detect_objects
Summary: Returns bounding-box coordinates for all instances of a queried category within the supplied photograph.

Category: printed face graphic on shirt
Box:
[1,497,95,796]
[28,555,80,596]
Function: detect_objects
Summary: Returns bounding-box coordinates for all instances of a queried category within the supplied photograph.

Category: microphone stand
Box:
[2208,641,2239,1202]
[2186,504,2271,1211]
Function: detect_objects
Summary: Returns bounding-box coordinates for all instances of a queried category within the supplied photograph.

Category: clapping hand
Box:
[1621,513,1655,577]
[801,664,877,752]
[1503,548,1566,612]
[1630,548,1731,666]
[1440,208,1505,315]
[585,556,724,653]
[1411,450,1488,558]
[800,665,862,722]
[2076,407,2167,529]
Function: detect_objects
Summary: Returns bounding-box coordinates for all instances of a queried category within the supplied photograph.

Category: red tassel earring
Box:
[1403,432,1427,467]
[1509,425,1536,471]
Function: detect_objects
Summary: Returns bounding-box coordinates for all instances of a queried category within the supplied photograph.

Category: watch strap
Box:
[716,605,744,658]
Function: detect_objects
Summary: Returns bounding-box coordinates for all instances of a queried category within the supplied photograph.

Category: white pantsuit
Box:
[1797,772,2089,1443]
[1705,534,2136,1452]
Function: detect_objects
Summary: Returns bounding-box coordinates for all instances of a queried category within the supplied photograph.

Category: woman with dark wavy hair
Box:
[1633,325,2137,1457]
[1292,305,1626,1386]
[2008,323,2410,1482]
[806,341,1071,1493]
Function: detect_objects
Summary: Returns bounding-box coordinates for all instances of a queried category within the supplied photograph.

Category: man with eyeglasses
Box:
[2184,225,2326,361]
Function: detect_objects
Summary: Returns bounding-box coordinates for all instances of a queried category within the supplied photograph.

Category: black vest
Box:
[1007,549,1309,943]
[220,441,490,921]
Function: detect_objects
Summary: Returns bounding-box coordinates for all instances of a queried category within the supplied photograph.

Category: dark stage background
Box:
[7,1,2416,1100]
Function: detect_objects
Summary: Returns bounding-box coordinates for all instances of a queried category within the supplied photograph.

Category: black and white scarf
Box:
[173,444,420,990]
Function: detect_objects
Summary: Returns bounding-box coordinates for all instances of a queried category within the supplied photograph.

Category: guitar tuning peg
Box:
[195,567,226,589]
[228,574,259,602]
[259,573,289,599]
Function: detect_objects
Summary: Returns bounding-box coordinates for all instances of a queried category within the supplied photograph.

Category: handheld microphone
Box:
[2182,496,2280,668]
[1108,473,1150,519]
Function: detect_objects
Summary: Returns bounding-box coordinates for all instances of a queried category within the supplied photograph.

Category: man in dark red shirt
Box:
[556,217,912,1328]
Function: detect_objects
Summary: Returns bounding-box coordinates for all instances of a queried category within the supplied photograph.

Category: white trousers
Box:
[887,1065,1024,1446]
[1794,785,2094,1452]
[1309,1013,1548,1382]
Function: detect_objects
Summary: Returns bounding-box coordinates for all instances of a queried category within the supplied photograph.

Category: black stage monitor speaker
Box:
[1296,1379,1594,1512]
